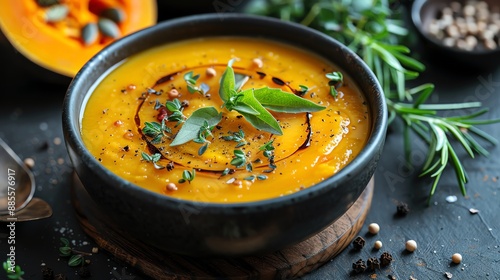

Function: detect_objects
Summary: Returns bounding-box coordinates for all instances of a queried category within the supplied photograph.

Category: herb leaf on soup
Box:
[170,107,222,146]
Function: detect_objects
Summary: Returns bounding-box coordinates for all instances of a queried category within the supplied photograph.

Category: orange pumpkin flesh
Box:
[0,0,157,78]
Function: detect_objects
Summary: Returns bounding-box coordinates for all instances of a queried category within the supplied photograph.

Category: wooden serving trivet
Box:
[71,174,374,280]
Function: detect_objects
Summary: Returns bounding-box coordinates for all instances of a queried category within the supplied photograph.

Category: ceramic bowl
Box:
[411,0,500,70]
[62,13,387,257]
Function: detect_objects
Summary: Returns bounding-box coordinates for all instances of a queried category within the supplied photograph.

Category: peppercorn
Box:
[366,257,380,271]
[380,251,393,267]
[396,202,410,216]
[352,236,366,250]
[77,266,91,278]
[352,258,367,274]
[41,266,54,280]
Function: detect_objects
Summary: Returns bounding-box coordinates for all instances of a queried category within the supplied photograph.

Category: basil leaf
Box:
[170,107,222,146]
[237,89,283,135]
[253,87,325,113]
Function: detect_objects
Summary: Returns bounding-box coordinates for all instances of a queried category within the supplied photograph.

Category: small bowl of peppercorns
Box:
[411,0,500,70]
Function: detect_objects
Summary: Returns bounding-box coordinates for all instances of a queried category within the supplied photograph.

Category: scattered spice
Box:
[405,240,417,252]
[352,259,367,274]
[366,257,380,271]
[396,202,410,216]
[380,252,393,267]
[91,247,99,254]
[127,84,136,91]
[451,253,462,264]
[469,208,479,214]
[166,182,178,192]
[206,67,217,77]
[425,1,500,51]
[168,89,180,99]
[388,275,396,280]
[252,57,263,68]
[53,137,62,145]
[23,157,35,169]
[374,240,383,250]
[446,195,457,203]
[352,236,366,250]
[368,223,380,234]
[444,271,453,279]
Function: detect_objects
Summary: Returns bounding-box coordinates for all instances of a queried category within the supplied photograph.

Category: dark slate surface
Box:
[1,3,499,279]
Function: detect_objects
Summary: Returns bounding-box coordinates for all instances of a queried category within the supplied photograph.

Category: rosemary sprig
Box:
[247,0,500,202]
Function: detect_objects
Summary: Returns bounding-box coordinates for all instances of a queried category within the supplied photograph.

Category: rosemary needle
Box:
[247,0,500,203]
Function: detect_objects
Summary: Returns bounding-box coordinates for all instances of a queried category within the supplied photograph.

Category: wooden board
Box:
[71,175,374,279]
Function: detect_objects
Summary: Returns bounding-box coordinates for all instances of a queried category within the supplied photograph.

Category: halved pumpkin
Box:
[0,0,157,78]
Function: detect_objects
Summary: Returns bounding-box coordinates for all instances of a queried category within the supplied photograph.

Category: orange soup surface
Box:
[81,37,371,203]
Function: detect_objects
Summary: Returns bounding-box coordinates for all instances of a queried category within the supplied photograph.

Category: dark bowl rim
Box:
[411,0,500,56]
[63,13,387,212]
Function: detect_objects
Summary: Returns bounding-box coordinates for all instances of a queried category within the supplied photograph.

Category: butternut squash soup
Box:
[81,37,371,203]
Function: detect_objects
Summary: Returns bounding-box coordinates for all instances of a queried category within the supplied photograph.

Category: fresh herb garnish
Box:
[165,98,187,126]
[219,59,326,135]
[325,71,343,99]
[59,237,92,267]
[184,71,209,95]
[170,107,222,146]
[247,0,500,203]
[179,169,196,183]
[193,120,217,155]
[260,139,277,172]
[230,149,247,168]
[141,152,164,169]
[222,129,247,148]
[142,120,170,144]
[298,84,309,95]
[3,259,24,280]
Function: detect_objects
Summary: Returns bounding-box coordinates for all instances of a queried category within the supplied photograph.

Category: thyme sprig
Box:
[59,237,92,267]
[3,259,24,280]
[247,0,500,202]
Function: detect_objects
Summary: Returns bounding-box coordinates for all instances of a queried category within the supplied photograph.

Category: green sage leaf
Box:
[170,107,222,146]
[253,87,325,113]
[219,59,237,102]
[237,89,283,135]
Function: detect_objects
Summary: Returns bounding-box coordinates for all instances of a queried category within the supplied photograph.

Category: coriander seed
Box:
[252,58,263,68]
[405,239,417,252]
[205,67,216,77]
[452,253,462,264]
[168,88,180,99]
[374,240,383,249]
[166,182,178,192]
[24,157,35,169]
[368,223,380,234]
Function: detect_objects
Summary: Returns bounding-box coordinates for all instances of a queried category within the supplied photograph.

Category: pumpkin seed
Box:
[98,18,121,39]
[36,0,60,7]
[81,23,98,46]
[100,7,126,23]
[44,4,69,23]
